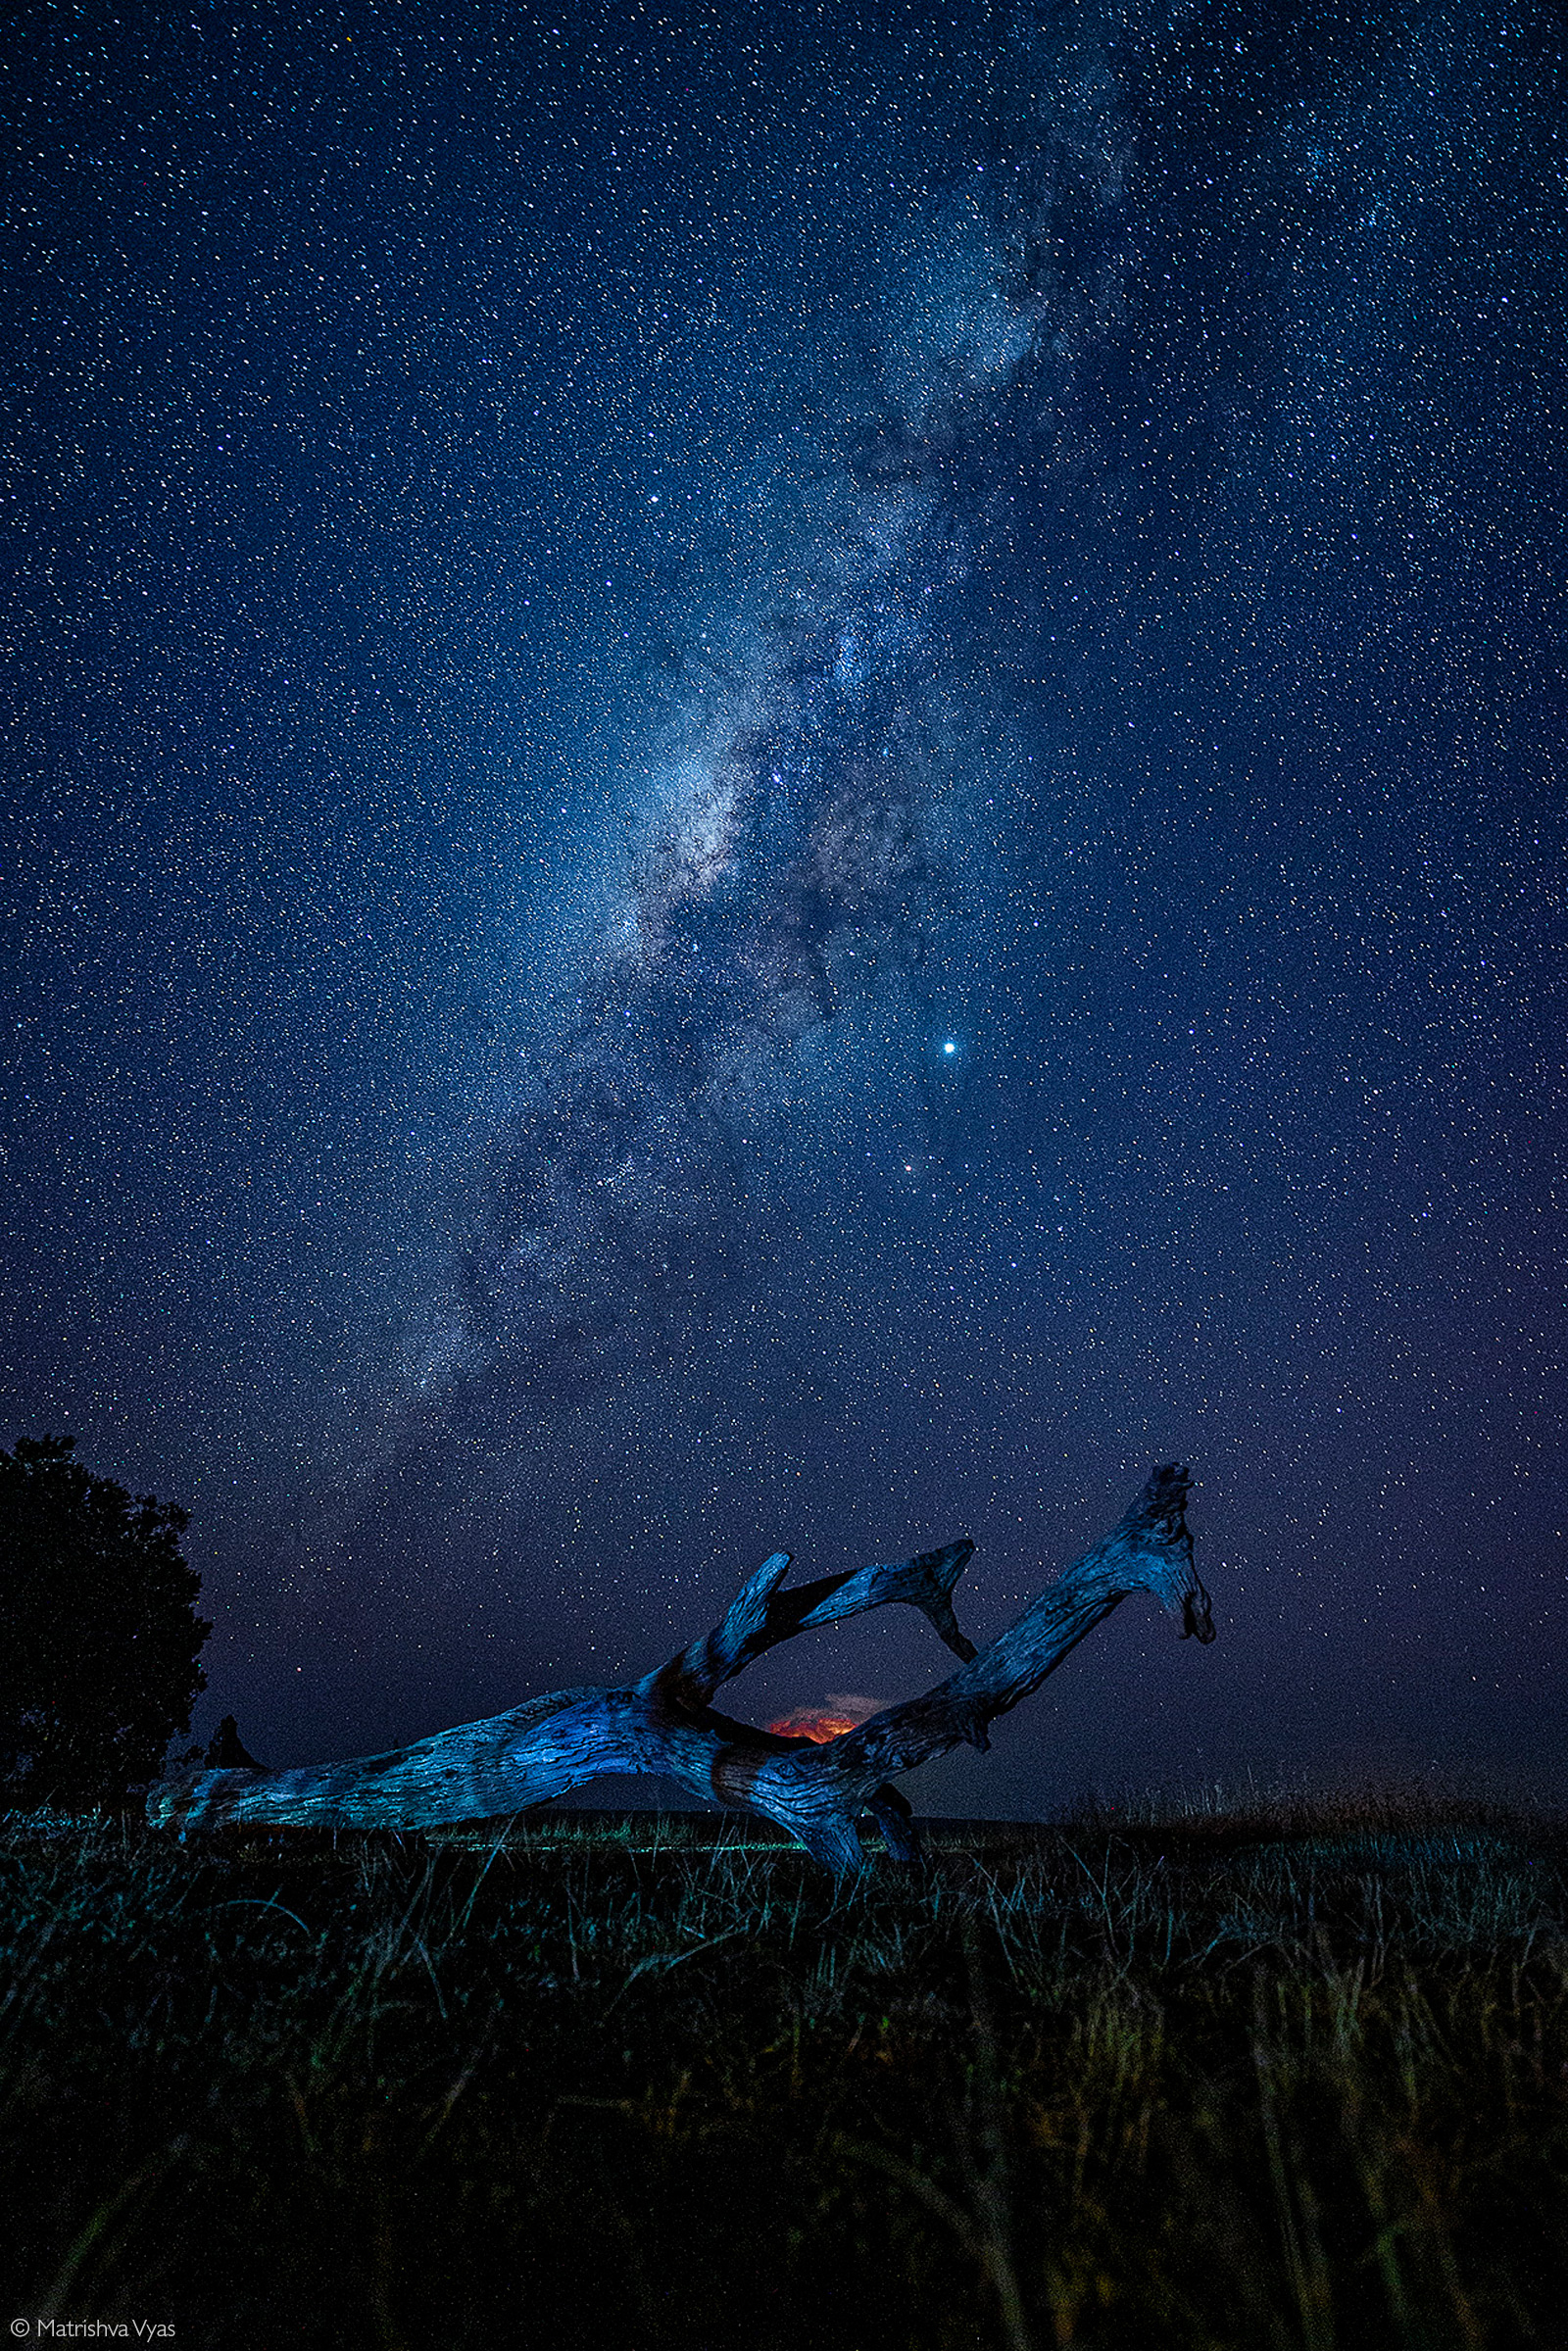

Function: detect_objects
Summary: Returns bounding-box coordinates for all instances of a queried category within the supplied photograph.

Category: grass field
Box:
[3,1797,1566,2349]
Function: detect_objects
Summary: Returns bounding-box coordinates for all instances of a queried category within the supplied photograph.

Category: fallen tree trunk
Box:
[150,1463,1212,1869]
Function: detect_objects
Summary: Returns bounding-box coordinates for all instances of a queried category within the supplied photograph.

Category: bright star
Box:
[943,1040,956,1054]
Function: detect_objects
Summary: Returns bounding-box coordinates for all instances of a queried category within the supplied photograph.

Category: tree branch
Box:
[150,1465,1211,1870]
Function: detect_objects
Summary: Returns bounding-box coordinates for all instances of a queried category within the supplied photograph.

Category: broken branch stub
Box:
[150,1463,1212,1869]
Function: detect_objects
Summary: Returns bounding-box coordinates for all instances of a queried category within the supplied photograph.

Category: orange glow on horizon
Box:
[766,1709,859,1744]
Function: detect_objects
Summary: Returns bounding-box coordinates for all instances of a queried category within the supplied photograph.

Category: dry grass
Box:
[3,1798,1566,2348]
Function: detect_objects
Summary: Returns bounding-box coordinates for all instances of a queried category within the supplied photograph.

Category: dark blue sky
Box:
[3,0,1564,1813]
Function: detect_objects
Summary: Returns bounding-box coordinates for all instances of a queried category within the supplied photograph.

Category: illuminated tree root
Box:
[150,1463,1213,1871]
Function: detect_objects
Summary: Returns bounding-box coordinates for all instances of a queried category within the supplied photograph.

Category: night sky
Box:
[4,0,1565,1815]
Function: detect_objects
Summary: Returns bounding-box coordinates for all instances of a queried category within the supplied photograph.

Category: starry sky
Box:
[4,0,1565,1814]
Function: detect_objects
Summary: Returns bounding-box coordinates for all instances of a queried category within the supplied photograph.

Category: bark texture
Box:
[150,1463,1212,1869]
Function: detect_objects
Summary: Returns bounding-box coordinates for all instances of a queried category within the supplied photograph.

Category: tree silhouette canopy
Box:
[0,1435,209,1806]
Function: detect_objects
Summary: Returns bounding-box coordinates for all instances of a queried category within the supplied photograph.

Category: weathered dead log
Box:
[150,1463,1212,1869]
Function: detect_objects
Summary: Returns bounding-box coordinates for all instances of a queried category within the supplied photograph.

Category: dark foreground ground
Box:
[3,1798,1566,2350]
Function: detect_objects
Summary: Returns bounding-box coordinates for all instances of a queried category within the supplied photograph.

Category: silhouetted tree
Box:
[0,1435,209,1807]
[205,1715,262,1770]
